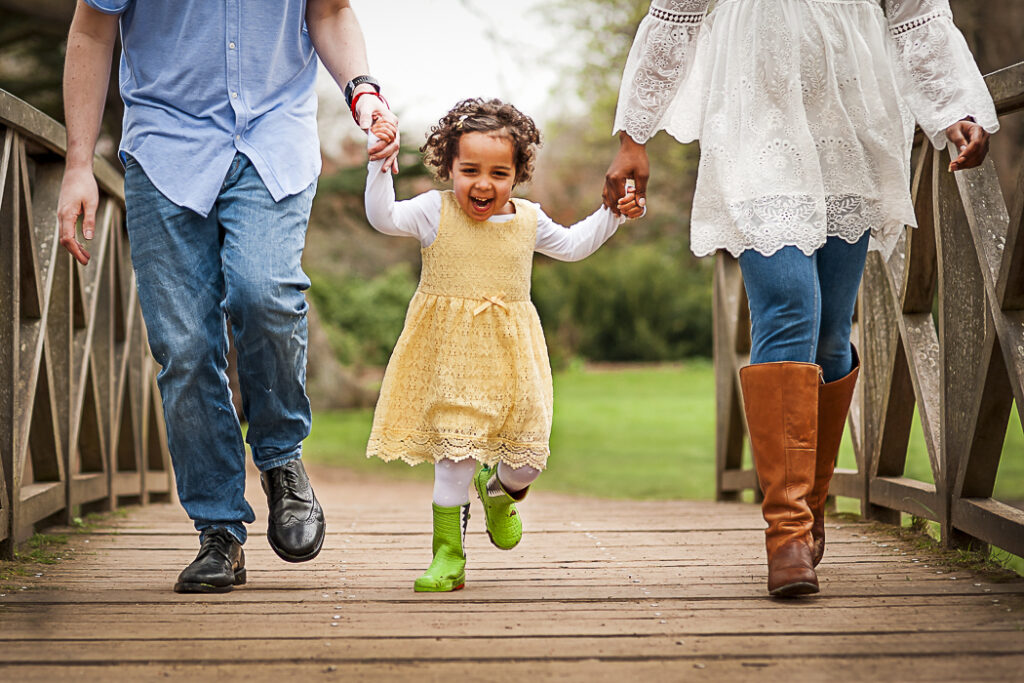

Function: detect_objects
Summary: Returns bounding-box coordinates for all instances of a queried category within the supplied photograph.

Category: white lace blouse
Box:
[613,0,1000,258]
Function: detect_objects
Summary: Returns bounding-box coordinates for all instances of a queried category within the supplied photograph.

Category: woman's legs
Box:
[815,233,869,382]
[737,234,870,594]
[810,232,869,565]
[739,234,869,369]
[738,245,820,365]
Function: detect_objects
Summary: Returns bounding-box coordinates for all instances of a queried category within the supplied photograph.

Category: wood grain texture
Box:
[1,465,1022,682]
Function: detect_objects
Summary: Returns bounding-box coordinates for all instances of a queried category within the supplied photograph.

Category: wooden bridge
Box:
[2,59,1024,679]
[2,465,1023,681]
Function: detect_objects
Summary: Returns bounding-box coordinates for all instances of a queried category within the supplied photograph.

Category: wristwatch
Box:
[344,75,381,107]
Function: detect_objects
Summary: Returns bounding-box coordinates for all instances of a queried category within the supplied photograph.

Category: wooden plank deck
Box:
[2,463,1023,682]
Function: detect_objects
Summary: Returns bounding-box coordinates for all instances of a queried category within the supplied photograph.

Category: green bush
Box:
[532,243,713,365]
[308,242,713,368]
[308,264,418,367]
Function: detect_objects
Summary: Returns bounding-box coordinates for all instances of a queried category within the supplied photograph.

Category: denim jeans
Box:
[738,233,870,383]
[124,153,315,544]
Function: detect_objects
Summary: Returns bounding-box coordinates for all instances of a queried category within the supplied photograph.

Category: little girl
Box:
[364,98,643,592]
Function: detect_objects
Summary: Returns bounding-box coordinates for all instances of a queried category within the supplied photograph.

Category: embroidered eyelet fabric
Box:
[613,0,999,259]
[366,192,553,470]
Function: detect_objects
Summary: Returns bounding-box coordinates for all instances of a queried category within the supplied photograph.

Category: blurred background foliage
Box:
[1,0,1021,407]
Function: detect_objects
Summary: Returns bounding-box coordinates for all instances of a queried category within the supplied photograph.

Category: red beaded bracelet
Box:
[350,91,389,124]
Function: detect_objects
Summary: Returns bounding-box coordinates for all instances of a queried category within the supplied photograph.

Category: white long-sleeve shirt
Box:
[365,138,624,262]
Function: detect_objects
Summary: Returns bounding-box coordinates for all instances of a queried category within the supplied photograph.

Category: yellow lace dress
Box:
[366,191,552,470]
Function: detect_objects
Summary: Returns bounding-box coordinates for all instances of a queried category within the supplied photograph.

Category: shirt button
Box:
[231,92,238,98]
[229,41,236,49]
[235,135,241,140]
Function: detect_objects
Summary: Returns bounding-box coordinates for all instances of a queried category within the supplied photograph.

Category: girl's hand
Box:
[359,99,400,174]
[617,189,646,219]
[946,119,990,172]
[370,115,397,144]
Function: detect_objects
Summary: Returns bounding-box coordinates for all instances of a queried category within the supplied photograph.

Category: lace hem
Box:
[367,429,549,471]
[691,194,898,258]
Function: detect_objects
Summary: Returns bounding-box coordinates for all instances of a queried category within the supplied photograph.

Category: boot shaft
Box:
[431,502,469,557]
[739,361,821,555]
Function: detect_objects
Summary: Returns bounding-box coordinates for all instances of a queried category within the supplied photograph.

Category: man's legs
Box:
[217,155,324,562]
[217,155,314,466]
[124,156,254,546]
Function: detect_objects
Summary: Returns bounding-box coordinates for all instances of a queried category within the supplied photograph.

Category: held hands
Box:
[57,166,99,266]
[604,133,649,218]
[946,119,990,172]
[370,115,397,144]
[617,180,646,219]
[357,96,400,174]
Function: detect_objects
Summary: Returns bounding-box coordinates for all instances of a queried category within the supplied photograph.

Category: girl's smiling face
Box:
[451,131,516,221]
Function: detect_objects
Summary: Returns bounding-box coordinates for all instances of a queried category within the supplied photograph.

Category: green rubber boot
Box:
[414,503,469,592]
[474,465,526,550]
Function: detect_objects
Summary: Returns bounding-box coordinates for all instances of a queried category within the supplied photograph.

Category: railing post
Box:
[934,144,993,551]
[0,129,18,559]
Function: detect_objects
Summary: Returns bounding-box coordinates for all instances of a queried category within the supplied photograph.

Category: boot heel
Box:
[234,568,247,585]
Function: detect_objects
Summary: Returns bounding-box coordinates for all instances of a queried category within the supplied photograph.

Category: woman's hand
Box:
[946,119,990,172]
[604,133,649,216]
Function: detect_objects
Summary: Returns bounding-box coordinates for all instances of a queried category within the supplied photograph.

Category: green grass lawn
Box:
[304,361,1024,502]
[303,361,718,498]
[303,361,1024,575]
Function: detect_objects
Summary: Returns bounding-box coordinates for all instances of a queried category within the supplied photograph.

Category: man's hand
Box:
[356,94,399,174]
[57,166,99,266]
[946,119,990,172]
[59,2,118,266]
[604,133,649,216]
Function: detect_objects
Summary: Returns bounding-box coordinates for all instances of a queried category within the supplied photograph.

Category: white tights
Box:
[431,459,542,507]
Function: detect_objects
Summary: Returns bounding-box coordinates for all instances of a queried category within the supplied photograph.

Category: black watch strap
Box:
[344,75,381,107]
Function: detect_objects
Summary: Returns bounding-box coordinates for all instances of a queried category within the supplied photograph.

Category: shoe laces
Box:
[267,461,303,501]
[199,529,235,560]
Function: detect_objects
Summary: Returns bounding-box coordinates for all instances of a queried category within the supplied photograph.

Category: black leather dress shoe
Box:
[173,528,246,593]
[261,458,325,562]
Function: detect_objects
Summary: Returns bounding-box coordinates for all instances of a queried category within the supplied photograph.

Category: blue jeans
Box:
[125,153,315,544]
[738,234,870,383]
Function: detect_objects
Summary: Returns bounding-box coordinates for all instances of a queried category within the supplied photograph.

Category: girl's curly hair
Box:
[421,98,542,184]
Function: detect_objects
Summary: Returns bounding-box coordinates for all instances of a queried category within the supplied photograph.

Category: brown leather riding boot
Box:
[740,361,821,597]
[808,347,860,567]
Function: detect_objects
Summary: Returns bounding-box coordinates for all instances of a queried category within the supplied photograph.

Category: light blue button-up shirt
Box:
[85,0,321,216]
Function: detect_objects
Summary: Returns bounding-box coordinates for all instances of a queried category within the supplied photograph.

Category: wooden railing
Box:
[0,89,171,559]
[715,62,1024,558]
